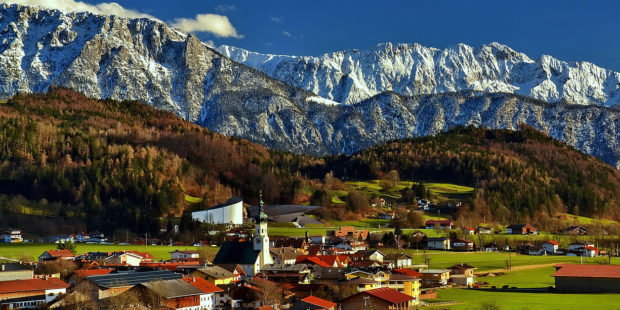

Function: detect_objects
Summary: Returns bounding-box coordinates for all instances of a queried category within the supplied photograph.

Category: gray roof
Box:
[86,270,182,288]
[261,264,311,272]
[212,241,260,265]
[247,204,321,221]
[140,279,204,299]
[0,263,32,272]
[206,196,243,211]
[196,266,234,279]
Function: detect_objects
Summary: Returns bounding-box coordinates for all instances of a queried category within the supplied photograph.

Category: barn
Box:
[552,264,620,292]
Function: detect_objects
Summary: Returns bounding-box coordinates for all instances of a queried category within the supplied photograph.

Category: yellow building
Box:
[386,273,420,304]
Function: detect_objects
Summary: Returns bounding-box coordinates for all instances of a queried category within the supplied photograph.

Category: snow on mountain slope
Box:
[0,4,619,168]
[218,43,620,107]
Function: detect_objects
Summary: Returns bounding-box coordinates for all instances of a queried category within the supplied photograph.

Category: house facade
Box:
[427,238,450,250]
[553,264,620,292]
[506,224,537,235]
[1,229,22,243]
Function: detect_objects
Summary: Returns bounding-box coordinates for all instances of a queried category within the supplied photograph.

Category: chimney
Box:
[192,277,196,282]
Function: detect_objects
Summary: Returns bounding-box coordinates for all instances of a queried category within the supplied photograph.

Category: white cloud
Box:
[171,14,243,38]
[215,4,235,13]
[282,30,303,40]
[204,40,215,48]
[270,16,283,23]
[1,0,157,20]
[282,30,292,37]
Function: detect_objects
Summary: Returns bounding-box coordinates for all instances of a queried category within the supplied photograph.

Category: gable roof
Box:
[448,263,476,270]
[0,278,69,294]
[213,241,260,265]
[301,295,337,308]
[270,247,298,261]
[86,270,182,288]
[43,250,74,258]
[73,269,115,278]
[140,279,204,299]
[182,277,224,294]
[196,266,234,279]
[360,287,414,304]
[545,240,560,245]
[392,268,422,277]
[552,264,620,279]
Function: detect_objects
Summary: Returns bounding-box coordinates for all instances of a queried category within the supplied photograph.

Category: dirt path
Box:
[478,262,568,274]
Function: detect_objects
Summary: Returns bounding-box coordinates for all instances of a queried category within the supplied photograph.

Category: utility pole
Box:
[508,248,512,270]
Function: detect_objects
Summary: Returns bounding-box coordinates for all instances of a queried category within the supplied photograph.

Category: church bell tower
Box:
[253,191,273,266]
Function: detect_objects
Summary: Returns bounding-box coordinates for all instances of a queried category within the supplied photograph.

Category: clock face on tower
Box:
[255,237,261,244]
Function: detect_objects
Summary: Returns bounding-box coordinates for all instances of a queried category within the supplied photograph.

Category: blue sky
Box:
[63,0,620,71]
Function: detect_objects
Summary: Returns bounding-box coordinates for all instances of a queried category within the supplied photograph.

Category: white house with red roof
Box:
[542,240,560,254]
[182,277,223,310]
[0,278,69,309]
[462,227,475,235]
[104,251,143,266]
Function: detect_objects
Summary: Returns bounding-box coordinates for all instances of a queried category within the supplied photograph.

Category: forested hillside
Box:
[0,88,310,235]
[317,126,620,223]
[0,89,618,237]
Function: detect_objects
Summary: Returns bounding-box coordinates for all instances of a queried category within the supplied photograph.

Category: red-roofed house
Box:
[0,278,69,309]
[295,256,331,267]
[553,264,620,292]
[541,240,560,254]
[340,287,415,310]
[182,277,223,309]
[462,227,475,235]
[292,295,337,310]
[393,268,422,278]
[38,250,75,262]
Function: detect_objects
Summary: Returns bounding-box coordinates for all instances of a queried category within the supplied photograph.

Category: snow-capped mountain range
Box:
[218,43,620,107]
[0,4,619,168]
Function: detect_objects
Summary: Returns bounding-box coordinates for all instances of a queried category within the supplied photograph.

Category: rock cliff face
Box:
[219,43,620,107]
[0,4,619,168]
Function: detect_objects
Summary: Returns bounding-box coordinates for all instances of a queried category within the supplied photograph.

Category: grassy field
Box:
[478,266,555,288]
[336,180,475,204]
[400,250,619,271]
[431,288,620,309]
[0,243,219,261]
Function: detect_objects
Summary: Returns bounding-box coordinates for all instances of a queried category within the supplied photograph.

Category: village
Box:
[0,193,619,310]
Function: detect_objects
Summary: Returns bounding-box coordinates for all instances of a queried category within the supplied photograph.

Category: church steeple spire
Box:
[256,190,268,223]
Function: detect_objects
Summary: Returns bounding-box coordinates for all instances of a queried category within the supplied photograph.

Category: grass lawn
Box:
[326,218,390,228]
[400,250,619,271]
[431,288,620,309]
[0,243,219,261]
[478,266,556,288]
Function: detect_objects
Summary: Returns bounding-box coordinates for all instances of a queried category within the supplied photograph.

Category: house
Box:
[38,250,75,262]
[462,227,475,235]
[311,266,345,286]
[356,249,384,262]
[384,254,412,268]
[0,263,34,281]
[340,287,415,310]
[48,234,75,243]
[271,237,307,250]
[568,241,595,251]
[295,256,332,267]
[581,246,599,257]
[506,224,537,235]
[192,196,244,225]
[68,269,115,286]
[326,227,369,240]
[170,249,199,261]
[451,238,474,251]
[565,225,587,235]
[212,197,273,277]
[553,264,620,292]
[182,277,224,310]
[419,269,450,287]
[542,240,560,254]
[80,270,182,301]
[104,251,143,266]
[309,235,326,244]
[342,276,381,292]
[270,247,298,265]
[1,229,22,243]
[291,295,336,310]
[126,278,206,309]
[192,265,243,285]
[386,273,421,303]
[475,227,492,235]
[426,237,450,250]
[0,278,69,309]
[448,263,476,277]
[425,220,454,229]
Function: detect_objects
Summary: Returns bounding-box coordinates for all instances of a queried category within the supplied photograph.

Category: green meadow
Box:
[0,243,219,261]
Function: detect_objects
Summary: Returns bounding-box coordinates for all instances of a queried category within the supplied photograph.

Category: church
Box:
[212,193,273,276]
